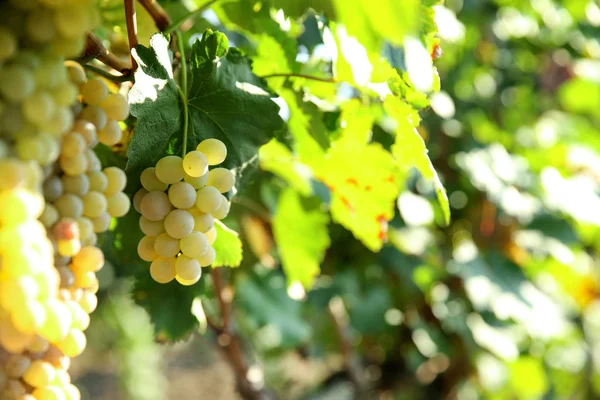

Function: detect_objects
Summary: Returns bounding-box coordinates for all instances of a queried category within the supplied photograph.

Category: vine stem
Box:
[82,64,133,82]
[136,0,171,30]
[124,0,138,71]
[83,32,131,74]
[176,30,189,156]
[260,73,338,83]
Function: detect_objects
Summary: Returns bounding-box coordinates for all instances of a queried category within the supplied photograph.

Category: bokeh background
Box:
[77,0,600,398]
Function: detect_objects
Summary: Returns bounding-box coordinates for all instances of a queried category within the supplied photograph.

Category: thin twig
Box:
[137,0,171,31]
[176,30,189,156]
[164,0,219,35]
[260,73,338,84]
[211,268,231,333]
[124,0,138,71]
[83,64,134,83]
[84,32,131,74]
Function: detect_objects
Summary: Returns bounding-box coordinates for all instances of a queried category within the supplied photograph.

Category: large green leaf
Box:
[273,189,330,288]
[127,31,284,189]
[212,220,243,268]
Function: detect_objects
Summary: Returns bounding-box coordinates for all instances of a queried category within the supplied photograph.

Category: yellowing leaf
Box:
[212,220,243,268]
[259,139,313,196]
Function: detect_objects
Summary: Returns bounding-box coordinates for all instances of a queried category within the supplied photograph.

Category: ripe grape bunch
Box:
[135,139,234,286]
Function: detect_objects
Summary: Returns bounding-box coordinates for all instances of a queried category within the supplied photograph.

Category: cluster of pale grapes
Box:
[0,1,133,398]
[135,139,235,285]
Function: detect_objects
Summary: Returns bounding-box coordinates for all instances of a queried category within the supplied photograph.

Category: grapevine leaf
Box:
[133,272,206,341]
[212,220,243,267]
[273,189,330,288]
[258,139,313,196]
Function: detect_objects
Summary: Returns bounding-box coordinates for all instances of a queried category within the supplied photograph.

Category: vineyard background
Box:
[59,0,600,399]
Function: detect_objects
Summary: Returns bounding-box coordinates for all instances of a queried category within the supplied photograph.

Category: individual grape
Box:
[57,239,81,258]
[53,218,79,241]
[72,268,96,289]
[137,235,158,262]
[0,66,35,102]
[140,167,168,191]
[0,26,17,61]
[184,171,209,189]
[35,56,67,89]
[23,360,56,388]
[56,329,86,357]
[61,174,90,196]
[139,216,165,236]
[46,106,74,136]
[78,291,97,314]
[53,81,78,106]
[175,274,200,286]
[100,93,129,121]
[87,171,108,192]
[22,91,55,126]
[0,276,38,310]
[197,138,227,165]
[195,186,223,213]
[154,233,180,258]
[179,231,209,258]
[164,209,194,239]
[150,257,176,284]
[91,212,111,233]
[78,105,107,130]
[14,135,44,163]
[65,60,87,85]
[205,226,217,245]
[25,8,56,43]
[212,196,230,220]
[40,204,59,228]
[0,318,34,353]
[207,168,235,193]
[71,120,98,146]
[59,153,88,176]
[72,246,104,272]
[64,384,81,400]
[189,209,214,233]
[103,167,127,195]
[182,151,208,177]
[32,386,65,400]
[44,176,63,202]
[68,302,90,331]
[39,300,72,343]
[12,299,46,333]
[168,182,196,209]
[97,119,122,146]
[175,255,201,281]
[80,78,109,106]
[106,192,130,217]
[27,336,50,354]
[155,155,185,184]
[61,132,87,158]
[197,246,216,267]
[140,191,172,221]
[81,191,107,218]
[54,368,71,386]
[133,188,148,213]
[85,149,101,172]
[54,194,84,219]
[58,266,75,288]
[0,159,26,190]
[51,34,86,58]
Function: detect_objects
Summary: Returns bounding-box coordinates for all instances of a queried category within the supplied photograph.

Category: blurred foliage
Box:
[89,0,600,398]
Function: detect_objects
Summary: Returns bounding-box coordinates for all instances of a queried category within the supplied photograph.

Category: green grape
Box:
[179,231,208,258]
[61,174,90,196]
[12,299,46,333]
[0,159,26,190]
[133,188,148,213]
[197,138,227,165]
[197,245,216,267]
[0,26,17,61]
[72,120,98,147]
[195,186,223,213]
[80,78,108,106]
[25,8,56,43]
[53,82,78,106]
[106,192,130,217]
[154,233,180,257]
[44,175,64,202]
[59,153,88,176]
[15,135,44,162]
[76,217,95,243]
[212,196,230,220]
[140,191,172,221]
[188,208,214,233]
[33,386,65,400]
[54,4,90,38]
[207,168,235,193]
[205,226,217,245]
[22,91,55,126]
[103,167,127,195]
[61,132,87,158]
[0,276,39,311]
[34,57,66,89]
[139,216,165,236]
[46,106,74,136]
[64,384,81,400]
[78,105,107,130]
[87,171,108,192]
[40,204,59,228]
[54,194,84,218]
[175,255,201,281]
[85,149,102,172]
[168,182,196,209]
[68,301,90,331]
[50,34,85,58]
[0,65,36,103]
[56,329,86,357]
[1,105,25,134]
[182,151,208,177]
[140,167,168,191]
[72,246,104,272]
[150,257,176,284]
[155,155,185,184]
[91,211,111,233]
[82,191,107,218]
[39,299,72,343]
[65,60,87,85]
[164,209,194,239]
[23,360,56,388]
[175,274,200,286]
[184,171,209,189]
[100,93,129,121]
[137,235,158,262]
[97,119,122,146]
[78,291,97,314]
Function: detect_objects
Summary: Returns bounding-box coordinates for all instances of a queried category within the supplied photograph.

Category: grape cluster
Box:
[0,1,133,398]
[134,139,234,285]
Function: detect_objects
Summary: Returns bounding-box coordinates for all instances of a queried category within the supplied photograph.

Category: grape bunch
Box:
[135,139,235,285]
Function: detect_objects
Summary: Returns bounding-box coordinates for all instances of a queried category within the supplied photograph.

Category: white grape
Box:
[205,226,217,245]
[195,186,223,213]
[0,66,35,102]
[197,138,227,165]
[0,27,17,61]
[197,245,216,267]
[72,120,98,147]
[168,182,196,209]
[140,191,172,221]
[182,151,208,177]
[55,194,84,218]
[78,105,107,131]
[150,257,176,284]
[81,78,109,106]
[139,216,165,236]
[184,171,209,189]
[175,255,201,281]
[137,236,158,262]
[179,231,208,259]
[100,93,129,121]
[164,209,194,239]
[155,155,184,184]
[61,174,90,196]
[154,233,180,258]
[103,167,127,195]
[133,188,149,213]
[22,91,55,126]
[82,191,107,218]
[207,168,235,193]
[91,211,111,233]
[212,197,230,220]
[106,192,130,217]
[140,167,168,191]
[61,132,87,158]
[97,119,122,146]
[189,209,214,233]
[88,171,108,192]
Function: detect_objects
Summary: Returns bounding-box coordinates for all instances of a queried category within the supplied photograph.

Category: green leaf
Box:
[133,271,206,341]
[509,357,549,398]
[384,96,450,225]
[258,139,313,196]
[127,31,284,190]
[273,189,330,288]
[212,220,243,268]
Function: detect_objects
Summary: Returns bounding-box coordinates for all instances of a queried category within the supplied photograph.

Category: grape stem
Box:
[124,0,139,71]
[82,64,133,83]
[176,30,189,156]
[83,32,132,75]
[137,0,171,31]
